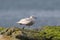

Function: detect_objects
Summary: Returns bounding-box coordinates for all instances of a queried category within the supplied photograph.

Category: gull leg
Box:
[22,26,25,29]
[22,25,25,30]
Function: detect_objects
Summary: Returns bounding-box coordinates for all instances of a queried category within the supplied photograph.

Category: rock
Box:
[0,35,12,40]
[0,35,20,40]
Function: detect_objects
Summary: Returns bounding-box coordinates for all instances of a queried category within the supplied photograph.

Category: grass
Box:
[0,26,60,40]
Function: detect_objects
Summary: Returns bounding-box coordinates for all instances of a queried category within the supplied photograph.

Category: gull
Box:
[16,16,37,29]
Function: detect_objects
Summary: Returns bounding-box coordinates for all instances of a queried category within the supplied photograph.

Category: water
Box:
[0,0,60,28]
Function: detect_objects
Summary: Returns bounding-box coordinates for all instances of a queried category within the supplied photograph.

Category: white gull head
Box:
[30,16,37,19]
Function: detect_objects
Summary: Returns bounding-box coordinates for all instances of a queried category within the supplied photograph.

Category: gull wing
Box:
[17,18,32,24]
